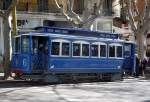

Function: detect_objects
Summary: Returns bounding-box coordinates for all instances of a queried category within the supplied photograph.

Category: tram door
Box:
[32,36,49,71]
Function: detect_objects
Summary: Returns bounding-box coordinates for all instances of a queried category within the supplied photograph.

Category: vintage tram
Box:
[11,27,135,82]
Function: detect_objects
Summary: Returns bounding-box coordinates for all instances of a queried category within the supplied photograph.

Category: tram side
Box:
[11,33,126,82]
[48,37,124,81]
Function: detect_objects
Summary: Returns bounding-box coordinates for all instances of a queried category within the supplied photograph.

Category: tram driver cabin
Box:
[11,27,135,82]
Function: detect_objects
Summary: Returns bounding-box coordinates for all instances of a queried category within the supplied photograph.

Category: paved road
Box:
[0,78,150,102]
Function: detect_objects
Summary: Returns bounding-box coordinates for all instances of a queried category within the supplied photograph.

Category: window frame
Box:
[72,41,90,58]
[91,42,107,58]
[108,43,123,59]
[51,39,70,57]
[21,35,30,53]
[13,36,21,54]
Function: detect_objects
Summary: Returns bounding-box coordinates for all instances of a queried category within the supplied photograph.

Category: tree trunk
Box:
[3,17,11,79]
[136,32,145,60]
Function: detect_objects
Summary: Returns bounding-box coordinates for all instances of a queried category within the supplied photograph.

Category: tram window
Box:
[15,37,20,53]
[32,37,38,54]
[82,44,89,57]
[73,43,80,56]
[62,42,70,56]
[22,36,29,53]
[117,46,123,57]
[100,45,106,57]
[124,45,131,57]
[51,42,60,55]
[91,45,99,57]
[109,46,115,57]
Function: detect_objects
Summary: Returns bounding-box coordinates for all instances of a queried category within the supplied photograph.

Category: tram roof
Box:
[19,26,121,39]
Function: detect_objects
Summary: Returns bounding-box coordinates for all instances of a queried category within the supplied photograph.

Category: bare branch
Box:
[125,0,137,33]
[0,10,5,17]
[81,0,104,25]
[5,0,18,16]
[96,0,105,15]
[54,0,62,9]
[141,0,150,32]
[131,0,139,16]
[55,0,104,27]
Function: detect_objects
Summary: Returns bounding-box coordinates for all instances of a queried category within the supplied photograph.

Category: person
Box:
[141,58,148,76]
[147,57,150,67]
[135,56,140,77]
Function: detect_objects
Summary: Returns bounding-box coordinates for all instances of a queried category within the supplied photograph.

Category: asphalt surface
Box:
[0,78,150,102]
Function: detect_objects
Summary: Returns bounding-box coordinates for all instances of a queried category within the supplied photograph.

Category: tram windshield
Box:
[13,37,21,53]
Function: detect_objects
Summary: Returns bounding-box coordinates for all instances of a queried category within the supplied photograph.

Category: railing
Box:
[31,52,48,71]
[17,3,61,13]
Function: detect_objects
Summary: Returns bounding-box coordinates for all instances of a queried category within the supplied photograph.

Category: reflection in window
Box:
[51,42,60,55]
[82,44,89,56]
[117,46,123,57]
[124,45,131,57]
[32,37,38,54]
[100,45,106,57]
[62,43,70,56]
[109,46,115,57]
[73,43,80,56]
[15,37,20,53]
[91,45,98,57]
[22,36,29,53]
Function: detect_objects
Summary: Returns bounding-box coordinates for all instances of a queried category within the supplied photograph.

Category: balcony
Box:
[17,3,60,13]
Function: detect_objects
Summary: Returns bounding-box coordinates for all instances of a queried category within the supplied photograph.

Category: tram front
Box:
[11,34,49,76]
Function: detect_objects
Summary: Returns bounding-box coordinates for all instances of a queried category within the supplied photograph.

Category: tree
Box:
[125,0,150,60]
[54,0,104,28]
[0,0,18,79]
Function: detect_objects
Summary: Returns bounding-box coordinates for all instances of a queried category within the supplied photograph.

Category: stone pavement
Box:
[0,78,150,102]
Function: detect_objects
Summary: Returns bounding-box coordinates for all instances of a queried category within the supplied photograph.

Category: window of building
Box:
[100,45,107,57]
[109,45,115,57]
[91,44,99,57]
[37,0,48,12]
[51,42,60,56]
[22,36,30,53]
[62,42,70,56]
[73,43,80,56]
[82,44,89,57]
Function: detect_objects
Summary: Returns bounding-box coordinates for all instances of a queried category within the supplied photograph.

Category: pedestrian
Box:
[135,56,140,77]
[141,58,148,76]
[147,57,150,67]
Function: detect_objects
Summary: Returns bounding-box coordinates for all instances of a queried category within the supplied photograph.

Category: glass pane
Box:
[62,43,70,56]
[109,46,115,57]
[51,42,60,55]
[15,37,20,53]
[22,36,29,53]
[117,46,123,57]
[124,45,131,57]
[91,45,98,57]
[82,44,89,56]
[73,43,80,56]
[32,37,38,54]
[100,45,106,57]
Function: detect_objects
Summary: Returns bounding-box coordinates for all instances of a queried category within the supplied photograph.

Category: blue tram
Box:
[11,27,135,82]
